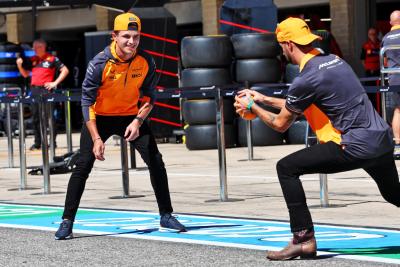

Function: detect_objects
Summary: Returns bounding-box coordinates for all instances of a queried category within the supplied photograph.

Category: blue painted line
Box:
[0,203,399,264]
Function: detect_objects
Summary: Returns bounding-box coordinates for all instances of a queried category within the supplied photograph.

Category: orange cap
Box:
[275,17,321,45]
[114,13,141,32]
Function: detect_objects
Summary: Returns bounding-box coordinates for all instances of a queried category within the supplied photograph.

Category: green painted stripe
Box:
[327,248,400,260]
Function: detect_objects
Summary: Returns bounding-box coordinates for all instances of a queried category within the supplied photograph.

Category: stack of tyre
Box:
[0,42,25,136]
[180,35,236,150]
[284,30,332,145]
[0,42,24,89]
[231,33,284,146]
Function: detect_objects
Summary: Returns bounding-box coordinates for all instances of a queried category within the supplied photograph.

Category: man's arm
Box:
[235,94,298,133]
[44,65,69,90]
[237,89,286,110]
[252,104,297,133]
[124,99,153,141]
[16,58,30,78]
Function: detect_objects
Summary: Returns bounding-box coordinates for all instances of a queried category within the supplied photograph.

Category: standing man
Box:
[360,27,381,109]
[16,39,69,150]
[382,10,400,158]
[55,12,186,240]
[361,27,381,77]
[235,17,400,260]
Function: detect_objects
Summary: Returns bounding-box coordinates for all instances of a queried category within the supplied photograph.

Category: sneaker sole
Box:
[159,226,185,233]
[54,233,73,240]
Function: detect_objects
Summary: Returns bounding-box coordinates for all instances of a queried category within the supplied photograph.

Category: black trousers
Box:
[62,115,173,221]
[30,87,57,147]
[276,141,400,232]
[31,102,57,147]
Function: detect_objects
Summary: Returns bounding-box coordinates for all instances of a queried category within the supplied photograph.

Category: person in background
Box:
[361,27,381,77]
[360,27,381,109]
[382,10,400,159]
[16,39,69,150]
[54,12,186,240]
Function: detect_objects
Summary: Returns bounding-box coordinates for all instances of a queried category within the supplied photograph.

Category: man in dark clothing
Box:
[235,17,400,260]
[54,12,186,240]
[382,10,400,158]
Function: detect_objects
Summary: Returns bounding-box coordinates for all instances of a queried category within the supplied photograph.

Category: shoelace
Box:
[61,221,70,229]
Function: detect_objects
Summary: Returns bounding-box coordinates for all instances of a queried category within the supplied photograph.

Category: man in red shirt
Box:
[360,28,381,109]
[16,39,69,150]
[361,27,381,77]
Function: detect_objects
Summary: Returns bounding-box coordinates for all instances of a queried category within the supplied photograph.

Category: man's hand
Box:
[92,138,105,161]
[124,120,141,141]
[237,89,265,103]
[16,58,23,66]
[234,92,253,114]
[44,81,58,91]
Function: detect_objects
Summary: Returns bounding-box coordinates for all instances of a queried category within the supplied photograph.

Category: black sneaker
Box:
[55,219,74,240]
[159,214,187,232]
[29,144,41,151]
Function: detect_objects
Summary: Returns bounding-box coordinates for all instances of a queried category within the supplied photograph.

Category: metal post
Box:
[305,121,329,207]
[319,174,329,207]
[246,120,254,160]
[64,90,73,153]
[39,99,51,194]
[129,142,136,169]
[216,87,228,201]
[18,99,27,189]
[109,137,144,199]
[48,101,55,162]
[6,103,14,168]
[120,138,130,197]
[244,81,254,160]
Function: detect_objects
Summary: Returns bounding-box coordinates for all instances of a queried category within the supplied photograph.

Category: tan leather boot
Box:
[266,237,317,260]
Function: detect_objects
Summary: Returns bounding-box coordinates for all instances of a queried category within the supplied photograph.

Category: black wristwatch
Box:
[134,116,144,124]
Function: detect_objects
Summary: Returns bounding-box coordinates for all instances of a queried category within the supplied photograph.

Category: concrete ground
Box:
[1,132,399,230]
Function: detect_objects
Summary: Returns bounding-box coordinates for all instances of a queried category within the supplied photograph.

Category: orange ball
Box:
[236,95,256,120]
[239,109,257,120]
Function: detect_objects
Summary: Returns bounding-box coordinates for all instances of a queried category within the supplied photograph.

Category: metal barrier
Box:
[63,90,73,153]
[109,137,145,199]
[5,102,14,168]
[2,82,400,202]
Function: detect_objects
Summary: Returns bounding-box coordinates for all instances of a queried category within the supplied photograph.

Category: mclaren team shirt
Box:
[382,25,400,85]
[285,49,393,159]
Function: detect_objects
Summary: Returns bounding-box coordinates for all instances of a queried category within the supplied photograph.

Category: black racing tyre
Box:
[0,64,23,84]
[181,36,233,68]
[185,124,236,150]
[0,43,24,64]
[231,33,280,59]
[235,58,281,83]
[285,63,300,83]
[180,68,232,87]
[286,119,309,145]
[238,117,284,146]
[182,98,234,125]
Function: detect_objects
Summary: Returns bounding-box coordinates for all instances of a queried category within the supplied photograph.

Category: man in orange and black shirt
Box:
[235,18,399,260]
[55,13,186,240]
[16,39,69,150]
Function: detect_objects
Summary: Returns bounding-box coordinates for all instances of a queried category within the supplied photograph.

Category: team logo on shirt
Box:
[131,72,142,78]
[42,61,50,68]
[318,57,341,70]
